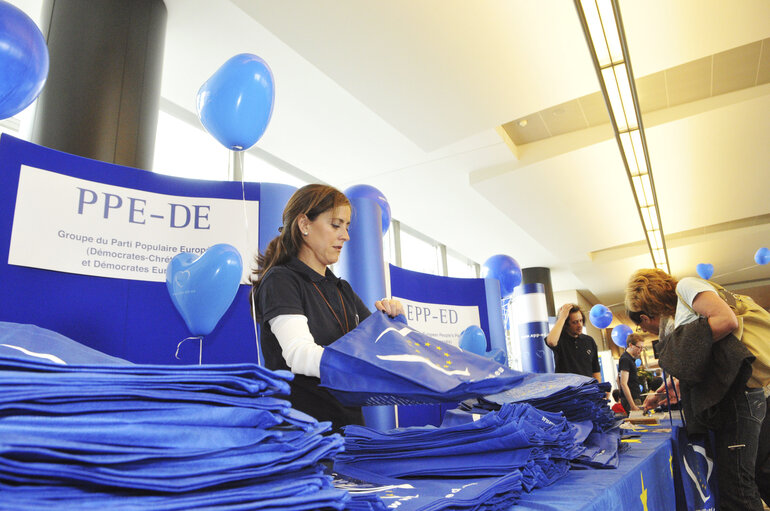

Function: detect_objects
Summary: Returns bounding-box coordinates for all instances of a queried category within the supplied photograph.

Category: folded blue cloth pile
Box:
[333,402,584,509]
[0,322,349,510]
[477,372,619,433]
[332,466,523,511]
[458,372,623,469]
[320,313,526,406]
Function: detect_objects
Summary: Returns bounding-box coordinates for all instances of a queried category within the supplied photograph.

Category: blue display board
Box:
[0,135,292,365]
[389,264,507,426]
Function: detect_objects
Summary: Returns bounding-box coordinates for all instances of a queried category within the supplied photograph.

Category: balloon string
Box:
[251,290,262,366]
[175,336,204,362]
[230,149,262,366]
[710,264,758,281]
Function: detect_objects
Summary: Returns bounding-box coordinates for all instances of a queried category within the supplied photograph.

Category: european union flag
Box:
[320,313,526,405]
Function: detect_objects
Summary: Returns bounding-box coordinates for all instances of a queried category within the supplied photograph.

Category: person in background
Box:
[643,376,681,412]
[618,333,644,413]
[611,389,627,415]
[251,184,403,431]
[546,303,601,381]
[625,268,770,510]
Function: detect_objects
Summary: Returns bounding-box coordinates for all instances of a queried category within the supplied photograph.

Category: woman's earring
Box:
[303,231,308,236]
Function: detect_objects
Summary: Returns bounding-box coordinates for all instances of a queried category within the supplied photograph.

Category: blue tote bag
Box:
[319,312,525,406]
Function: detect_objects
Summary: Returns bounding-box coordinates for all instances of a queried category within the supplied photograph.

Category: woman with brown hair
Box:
[251,184,403,431]
[625,268,770,510]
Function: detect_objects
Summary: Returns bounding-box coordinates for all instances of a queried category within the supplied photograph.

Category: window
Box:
[153,111,229,180]
[153,110,307,188]
[446,250,477,278]
[399,227,441,276]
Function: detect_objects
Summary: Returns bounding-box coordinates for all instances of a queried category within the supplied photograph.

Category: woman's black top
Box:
[254,257,371,430]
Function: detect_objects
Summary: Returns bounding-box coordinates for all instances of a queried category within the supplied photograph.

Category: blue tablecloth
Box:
[513,424,677,510]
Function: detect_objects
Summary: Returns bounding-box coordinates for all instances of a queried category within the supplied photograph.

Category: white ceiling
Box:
[19,0,770,311]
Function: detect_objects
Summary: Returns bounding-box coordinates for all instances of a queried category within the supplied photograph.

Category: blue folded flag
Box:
[332,465,523,511]
[320,313,525,406]
[0,323,348,508]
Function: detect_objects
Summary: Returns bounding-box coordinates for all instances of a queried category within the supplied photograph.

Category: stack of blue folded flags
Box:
[320,313,526,406]
[333,402,586,509]
[468,372,623,469]
[0,322,349,510]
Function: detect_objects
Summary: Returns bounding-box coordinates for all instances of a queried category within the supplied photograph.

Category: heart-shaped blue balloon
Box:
[0,0,49,120]
[481,254,522,298]
[484,348,507,366]
[196,53,275,151]
[611,324,633,348]
[696,263,714,280]
[459,325,487,356]
[166,244,243,336]
[754,247,770,265]
[589,304,613,329]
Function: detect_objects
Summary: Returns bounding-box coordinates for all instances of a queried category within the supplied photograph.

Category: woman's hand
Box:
[375,298,404,318]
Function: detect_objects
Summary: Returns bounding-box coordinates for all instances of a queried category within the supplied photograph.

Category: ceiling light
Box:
[575,0,670,273]
[518,119,528,127]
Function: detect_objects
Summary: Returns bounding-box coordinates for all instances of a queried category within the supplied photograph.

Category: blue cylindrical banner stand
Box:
[336,198,386,311]
[258,183,297,254]
[336,196,396,430]
[483,278,507,355]
[513,283,551,373]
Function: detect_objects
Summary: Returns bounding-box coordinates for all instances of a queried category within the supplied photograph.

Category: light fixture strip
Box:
[574,0,670,273]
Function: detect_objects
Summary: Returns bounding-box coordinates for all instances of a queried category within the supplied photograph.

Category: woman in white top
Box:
[625,268,769,511]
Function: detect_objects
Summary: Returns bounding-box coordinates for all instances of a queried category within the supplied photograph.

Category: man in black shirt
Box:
[618,333,644,413]
[545,303,601,381]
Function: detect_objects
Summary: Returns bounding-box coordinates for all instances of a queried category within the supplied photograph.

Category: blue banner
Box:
[0,135,288,365]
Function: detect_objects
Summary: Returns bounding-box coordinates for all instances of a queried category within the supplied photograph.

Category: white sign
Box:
[8,165,259,283]
[393,296,481,347]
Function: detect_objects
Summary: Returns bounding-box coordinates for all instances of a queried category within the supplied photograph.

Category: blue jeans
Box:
[712,387,770,510]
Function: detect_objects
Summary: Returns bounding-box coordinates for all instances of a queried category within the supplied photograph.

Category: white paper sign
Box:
[393,296,481,347]
[8,165,259,283]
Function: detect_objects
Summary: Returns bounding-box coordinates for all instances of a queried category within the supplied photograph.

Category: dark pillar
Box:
[521,267,555,317]
[32,0,167,170]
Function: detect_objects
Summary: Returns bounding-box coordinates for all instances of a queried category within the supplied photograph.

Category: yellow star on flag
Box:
[640,472,648,511]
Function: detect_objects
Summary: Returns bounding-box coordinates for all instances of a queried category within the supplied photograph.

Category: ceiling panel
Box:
[541,99,589,137]
[713,41,762,95]
[664,57,712,107]
[636,71,668,113]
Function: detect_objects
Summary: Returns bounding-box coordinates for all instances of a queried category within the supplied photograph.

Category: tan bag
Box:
[679,280,770,388]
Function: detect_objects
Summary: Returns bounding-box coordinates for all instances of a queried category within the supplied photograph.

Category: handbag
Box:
[664,376,718,511]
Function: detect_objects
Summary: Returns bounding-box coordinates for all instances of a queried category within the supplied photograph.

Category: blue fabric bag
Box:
[0,324,348,509]
[332,465,524,511]
[320,312,525,405]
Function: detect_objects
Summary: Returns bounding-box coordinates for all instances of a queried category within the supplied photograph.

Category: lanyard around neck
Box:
[311,282,349,335]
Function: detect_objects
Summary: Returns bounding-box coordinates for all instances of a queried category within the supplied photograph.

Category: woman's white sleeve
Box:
[268,314,323,378]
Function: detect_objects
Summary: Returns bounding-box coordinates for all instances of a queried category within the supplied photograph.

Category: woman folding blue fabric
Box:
[251,184,403,431]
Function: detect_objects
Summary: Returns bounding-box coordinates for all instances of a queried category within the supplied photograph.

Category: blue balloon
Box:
[635,358,642,367]
[0,1,49,119]
[696,263,714,280]
[589,304,613,329]
[459,325,487,356]
[344,184,392,235]
[197,54,275,151]
[755,247,770,265]
[166,244,243,336]
[481,254,522,298]
[611,324,633,348]
[485,348,507,366]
